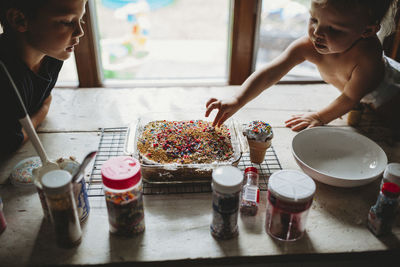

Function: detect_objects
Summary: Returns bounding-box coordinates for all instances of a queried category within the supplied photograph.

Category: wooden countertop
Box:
[0,85,399,266]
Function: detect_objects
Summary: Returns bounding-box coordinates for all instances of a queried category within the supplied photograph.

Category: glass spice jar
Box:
[101,156,145,236]
[240,167,260,216]
[368,182,400,236]
[42,170,82,248]
[265,170,315,241]
[210,166,243,240]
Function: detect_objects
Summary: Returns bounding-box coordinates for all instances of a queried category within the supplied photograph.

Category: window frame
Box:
[74,0,399,87]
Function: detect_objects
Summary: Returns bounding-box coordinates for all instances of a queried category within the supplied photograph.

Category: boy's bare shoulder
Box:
[284,36,316,61]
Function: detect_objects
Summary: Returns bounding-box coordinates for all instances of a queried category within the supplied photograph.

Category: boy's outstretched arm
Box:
[21,94,52,143]
[285,92,358,131]
[285,55,383,131]
[205,36,310,127]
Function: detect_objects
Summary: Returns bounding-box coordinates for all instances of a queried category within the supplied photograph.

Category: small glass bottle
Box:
[101,156,145,236]
[0,195,7,235]
[265,170,315,241]
[367,182,400,236]
[210,166,243,240]
[42,170,82,248]
[240,167,260,216]
[381,163,400,189]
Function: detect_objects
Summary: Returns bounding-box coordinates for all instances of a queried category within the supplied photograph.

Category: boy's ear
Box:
[6,8,28,33]
[362,24,380,38]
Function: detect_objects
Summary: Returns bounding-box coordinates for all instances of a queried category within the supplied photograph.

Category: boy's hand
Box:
[205,97,240,127]
[285,112,324,131]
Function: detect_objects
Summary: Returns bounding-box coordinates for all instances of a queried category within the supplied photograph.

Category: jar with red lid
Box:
[240,167,260,216]
[265,170,315,241]
[101,156,145,236]
[368,182,400,236]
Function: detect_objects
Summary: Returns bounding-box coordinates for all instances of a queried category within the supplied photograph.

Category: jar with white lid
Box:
[265,170,315,241]
[381,163,400,189]
[101,156,145,236]
[42,170,82,248]
[210,166,243,240]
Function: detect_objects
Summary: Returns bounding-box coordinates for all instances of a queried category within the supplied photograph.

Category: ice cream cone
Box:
[247,138,271,164]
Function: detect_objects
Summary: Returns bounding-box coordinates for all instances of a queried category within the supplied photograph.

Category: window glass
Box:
[94,0,230,83]
[256,0,321,81]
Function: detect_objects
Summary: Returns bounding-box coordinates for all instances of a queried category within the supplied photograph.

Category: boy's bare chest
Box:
[315,56,356,89]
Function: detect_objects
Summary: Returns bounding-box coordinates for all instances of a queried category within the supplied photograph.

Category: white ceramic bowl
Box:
[292,127,387,187]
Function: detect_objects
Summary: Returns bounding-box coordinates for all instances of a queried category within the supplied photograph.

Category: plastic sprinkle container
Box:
[265,170,315,241]
[101,156,145,236]
[381,163,400,189]
[35,158,90,222]
[42,170,82,248]
[210,166,243,240]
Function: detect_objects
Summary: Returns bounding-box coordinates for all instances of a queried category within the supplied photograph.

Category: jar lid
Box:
[42,170,72,194]
[212,166,243,194]
[244,167,258,174]
[101,156,141,190]
[382,182,400,198]
[10,156,42,187]
[268,170,316,202]
[384,163,400,181]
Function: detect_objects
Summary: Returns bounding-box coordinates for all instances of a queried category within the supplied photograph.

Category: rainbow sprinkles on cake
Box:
[137,120,234,164]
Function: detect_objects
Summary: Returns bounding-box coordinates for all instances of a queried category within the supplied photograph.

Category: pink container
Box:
[101,156,145,236]
[0,196,6,235]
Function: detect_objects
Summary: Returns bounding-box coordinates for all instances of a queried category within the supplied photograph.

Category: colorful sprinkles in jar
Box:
[102,156,145,236]
[105,184,145,235]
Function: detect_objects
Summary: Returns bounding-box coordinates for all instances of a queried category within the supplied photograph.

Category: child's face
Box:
[24,0,86,61]
[308,1,371,54]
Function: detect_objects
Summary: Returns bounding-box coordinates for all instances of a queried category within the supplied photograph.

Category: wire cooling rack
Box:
[87,127,282,197]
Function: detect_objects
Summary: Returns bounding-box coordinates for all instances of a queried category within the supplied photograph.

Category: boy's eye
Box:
[60,20,74,26]
[309,18,317,24]
[328,26,340,33]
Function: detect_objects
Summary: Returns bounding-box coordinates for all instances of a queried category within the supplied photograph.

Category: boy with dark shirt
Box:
[0,0,86,157]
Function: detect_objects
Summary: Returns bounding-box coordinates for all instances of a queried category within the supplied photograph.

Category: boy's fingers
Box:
[291,121,308,132]
[205,103,217,117]
[285,117,303,128]
[213,110,225,127]
[217,113,230,127]
[206,98,218,108]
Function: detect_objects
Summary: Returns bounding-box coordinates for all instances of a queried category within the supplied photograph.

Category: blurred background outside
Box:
[55,0,320,86]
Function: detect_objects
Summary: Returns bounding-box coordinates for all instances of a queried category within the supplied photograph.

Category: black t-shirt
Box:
[0,33,63,158]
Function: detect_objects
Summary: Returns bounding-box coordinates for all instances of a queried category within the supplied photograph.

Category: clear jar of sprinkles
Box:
[210,166,243,240]
[101,156,145,236]
[42,170,82,248]
[265,170,315,241]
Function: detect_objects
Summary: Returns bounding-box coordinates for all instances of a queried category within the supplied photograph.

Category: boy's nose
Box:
[313,26,324,38]
[74,23,85,38]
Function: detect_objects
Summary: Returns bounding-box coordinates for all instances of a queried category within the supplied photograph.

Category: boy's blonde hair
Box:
[313,0,399,37]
